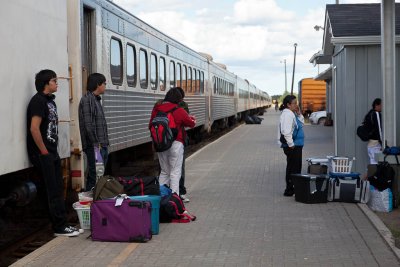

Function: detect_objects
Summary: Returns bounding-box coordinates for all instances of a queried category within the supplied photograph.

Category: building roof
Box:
[326,4,400,37]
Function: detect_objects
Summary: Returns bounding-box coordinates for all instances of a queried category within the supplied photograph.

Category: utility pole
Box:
[281,59,287,92]
[291,43,297,95]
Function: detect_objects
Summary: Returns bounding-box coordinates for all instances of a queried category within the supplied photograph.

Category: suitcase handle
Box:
[129,201,144,208]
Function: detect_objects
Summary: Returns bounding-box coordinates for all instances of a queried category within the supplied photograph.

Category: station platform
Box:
[12,110,400,266]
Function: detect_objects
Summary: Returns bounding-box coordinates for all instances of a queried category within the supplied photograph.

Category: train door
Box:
[67,2,98,190]
[82,6,96,93]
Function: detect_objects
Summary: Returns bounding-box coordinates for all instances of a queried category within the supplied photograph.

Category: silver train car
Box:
[0,0,271,190]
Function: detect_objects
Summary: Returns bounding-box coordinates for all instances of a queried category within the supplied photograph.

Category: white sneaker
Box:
[54,226,79,237]
[180,194,190,203]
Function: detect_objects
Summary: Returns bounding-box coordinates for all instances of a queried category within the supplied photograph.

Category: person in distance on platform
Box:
[278,95,304,197]
[78,73,109,191]
[364,98,382,164]
[27,69,79,237]
[149,87,196,196]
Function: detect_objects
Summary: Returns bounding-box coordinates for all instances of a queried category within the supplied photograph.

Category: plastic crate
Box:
[129,195,161,235]
[73,202,91,229]
[328,157,353,174]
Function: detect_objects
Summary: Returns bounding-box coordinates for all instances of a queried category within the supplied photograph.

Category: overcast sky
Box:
[113,0,395,96]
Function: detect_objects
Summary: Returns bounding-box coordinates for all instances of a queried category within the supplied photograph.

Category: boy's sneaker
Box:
[68,225,79,232]
[54,226,79,237]
[180,194,190,203]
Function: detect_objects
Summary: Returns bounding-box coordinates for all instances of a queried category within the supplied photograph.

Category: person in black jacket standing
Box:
[365,98,382,164]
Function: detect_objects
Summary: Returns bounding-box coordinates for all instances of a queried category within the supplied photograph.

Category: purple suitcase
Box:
[91,199,152,242]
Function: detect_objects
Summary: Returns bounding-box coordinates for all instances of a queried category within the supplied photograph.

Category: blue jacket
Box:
[280,114,304,148]
[293,115,304,147]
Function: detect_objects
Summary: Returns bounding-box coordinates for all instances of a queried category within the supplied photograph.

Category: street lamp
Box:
[291,43,297,96]
[280,59,287,93]
[314,25,324,31]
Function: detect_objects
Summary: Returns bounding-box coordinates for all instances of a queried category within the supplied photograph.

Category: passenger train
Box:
[0,0,271,193]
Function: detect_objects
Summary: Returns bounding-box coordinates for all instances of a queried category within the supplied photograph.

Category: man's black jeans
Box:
[283,146,303,191]
[30,153,67,231]
[84,146,108,191]
[179,154,186,195]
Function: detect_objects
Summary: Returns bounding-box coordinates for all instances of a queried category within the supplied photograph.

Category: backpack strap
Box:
[167,106,179,114]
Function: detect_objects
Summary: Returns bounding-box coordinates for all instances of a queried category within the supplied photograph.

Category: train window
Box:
[182,65,187,91]
[193,69,197,93]
[126,44,136,87]
[110,38,123,85]
[176,63,181,88]
[170,61,175,88]
[200,71,204,94]
[150,53,157,90]
[188,67,192,92]
[213,77,216,94]
[159,57,166,91]
[197,70,201,94]
[139,49,148,89]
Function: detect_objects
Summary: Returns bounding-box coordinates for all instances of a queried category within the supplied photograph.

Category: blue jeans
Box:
[85,146,108,191]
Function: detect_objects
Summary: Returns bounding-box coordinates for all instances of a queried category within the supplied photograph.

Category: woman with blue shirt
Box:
[279,95,304,197]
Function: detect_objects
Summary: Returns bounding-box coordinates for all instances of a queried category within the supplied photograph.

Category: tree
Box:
[278,91,297,104]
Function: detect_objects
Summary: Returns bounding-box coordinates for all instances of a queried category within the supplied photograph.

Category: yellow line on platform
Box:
[108,243,138,267]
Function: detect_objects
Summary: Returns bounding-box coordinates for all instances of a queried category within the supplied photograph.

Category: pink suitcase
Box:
[91,198,152,242]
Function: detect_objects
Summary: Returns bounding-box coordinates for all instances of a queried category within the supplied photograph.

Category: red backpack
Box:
[150,106,179,152]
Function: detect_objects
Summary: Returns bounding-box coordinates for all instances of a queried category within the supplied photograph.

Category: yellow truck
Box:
[298,78,326,116]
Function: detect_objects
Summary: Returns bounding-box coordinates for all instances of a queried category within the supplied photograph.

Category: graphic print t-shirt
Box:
[27,92,58,156]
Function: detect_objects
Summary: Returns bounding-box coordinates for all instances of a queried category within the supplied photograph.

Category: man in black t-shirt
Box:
[27,69,79,237]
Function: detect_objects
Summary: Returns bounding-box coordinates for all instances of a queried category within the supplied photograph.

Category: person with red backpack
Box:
[149,87,196,196]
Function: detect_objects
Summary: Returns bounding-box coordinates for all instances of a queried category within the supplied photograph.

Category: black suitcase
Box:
[118,176,160,196]
[292,174,329,204]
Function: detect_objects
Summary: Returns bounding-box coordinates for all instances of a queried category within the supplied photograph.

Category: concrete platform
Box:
[12,110,400,266]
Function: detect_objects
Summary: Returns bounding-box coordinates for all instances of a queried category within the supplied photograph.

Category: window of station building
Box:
[176,63,182,88]
[182,65,187,91]
[110,38,123,85]
[188,67,192,92]
[170,61,175,88]
[200,71,204,94]
[150,53,157,90]
[159,57,166,91]
[139,49,148,89]
[126,44,136,87]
